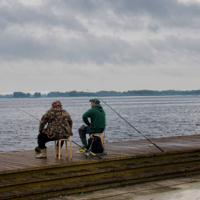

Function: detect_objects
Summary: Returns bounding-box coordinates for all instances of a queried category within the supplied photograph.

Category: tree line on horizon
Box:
[0,90,200,98]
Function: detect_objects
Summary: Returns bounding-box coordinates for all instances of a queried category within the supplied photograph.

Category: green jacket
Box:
[82,105,106,132]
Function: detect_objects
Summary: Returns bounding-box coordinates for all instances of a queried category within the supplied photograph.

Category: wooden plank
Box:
[0,135,200,174]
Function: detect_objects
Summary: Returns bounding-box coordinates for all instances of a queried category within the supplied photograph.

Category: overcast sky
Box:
[0,0,200,94]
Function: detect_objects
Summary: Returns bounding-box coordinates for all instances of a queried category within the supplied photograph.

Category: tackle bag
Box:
[87,136,104,153]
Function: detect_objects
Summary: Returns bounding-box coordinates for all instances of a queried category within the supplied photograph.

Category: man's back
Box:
[39,101,73,139]
[82,104,105,132]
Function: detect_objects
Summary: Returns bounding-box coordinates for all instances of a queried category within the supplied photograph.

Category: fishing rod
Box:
[17,109,103,159]
[87,90,164,153]
[72,140,102,159]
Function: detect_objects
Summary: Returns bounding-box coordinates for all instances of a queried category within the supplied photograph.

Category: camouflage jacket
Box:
[39,101,73,139]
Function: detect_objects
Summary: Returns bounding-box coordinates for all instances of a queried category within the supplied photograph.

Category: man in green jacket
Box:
[79,98,106,149]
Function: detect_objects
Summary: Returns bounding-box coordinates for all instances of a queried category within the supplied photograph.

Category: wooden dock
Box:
[1,135,200,200]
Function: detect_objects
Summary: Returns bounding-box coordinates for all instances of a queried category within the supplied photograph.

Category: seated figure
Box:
[78,98,106,149]
[35,100,73,159]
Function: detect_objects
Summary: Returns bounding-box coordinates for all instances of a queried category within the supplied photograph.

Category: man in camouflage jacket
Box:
[36,100,73,159]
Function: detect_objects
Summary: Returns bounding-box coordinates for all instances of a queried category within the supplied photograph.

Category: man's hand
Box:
[39,128,47,134]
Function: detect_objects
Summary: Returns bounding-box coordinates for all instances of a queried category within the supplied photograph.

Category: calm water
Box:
[0,96,200,152]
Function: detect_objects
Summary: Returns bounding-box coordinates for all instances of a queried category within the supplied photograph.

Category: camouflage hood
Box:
[52,101,62,109]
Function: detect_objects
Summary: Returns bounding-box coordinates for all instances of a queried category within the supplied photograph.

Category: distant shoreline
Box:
[1,90,200,98]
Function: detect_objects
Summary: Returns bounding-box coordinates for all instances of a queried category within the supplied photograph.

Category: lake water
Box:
[0,96,200,152]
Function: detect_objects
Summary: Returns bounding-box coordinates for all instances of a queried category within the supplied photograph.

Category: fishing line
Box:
[17,108,40,121]
[87,90,164,153]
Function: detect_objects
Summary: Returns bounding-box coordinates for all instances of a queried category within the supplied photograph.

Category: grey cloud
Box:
[149,35,200,53]
[105,0,200,29]
[109,0,200,18]
[168,36,200,53]
[0,0,200,66]
[0,32,153,65]
[148,24,160,33]
[1,0,200,30]
[0,2,87,32]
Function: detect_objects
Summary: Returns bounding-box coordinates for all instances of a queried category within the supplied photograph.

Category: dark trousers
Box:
[78,126,103,148]
[37,133,64,149]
